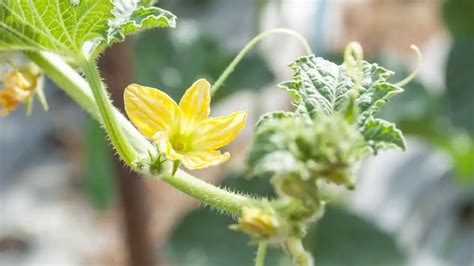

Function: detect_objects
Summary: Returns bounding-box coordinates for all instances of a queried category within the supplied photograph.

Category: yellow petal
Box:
[152,131,183,161]
[124,84,180,138]
[181,150,230,169]
[193,111,248,150]
[178,79,210,122]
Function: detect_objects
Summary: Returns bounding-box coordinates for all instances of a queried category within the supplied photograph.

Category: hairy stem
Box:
[26,51,153,154]
[255,241,268,266]
[162,170,249,216]
[285,236,314,266]
[80,58,137,165]
[211,28,312,96]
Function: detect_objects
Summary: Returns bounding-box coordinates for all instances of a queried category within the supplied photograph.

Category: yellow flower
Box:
[0,69,36,116]
[124,79,247,169]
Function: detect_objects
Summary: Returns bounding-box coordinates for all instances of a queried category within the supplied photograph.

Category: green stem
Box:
[80,58,137,165]
[255,241,268,266]
[285,236,314,266]
[162,169,248,216]
[211,28,312,96]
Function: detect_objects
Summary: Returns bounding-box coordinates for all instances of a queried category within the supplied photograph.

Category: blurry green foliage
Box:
[380,75,474,184]
[133,28,274,103]
[164,174,404,266]
[446,40,474,133]
[82,119,117,209]
[307,208,404,266]
[443,0,474,39]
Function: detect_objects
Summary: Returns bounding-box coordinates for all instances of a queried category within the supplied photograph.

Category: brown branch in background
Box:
[99,41,155,266]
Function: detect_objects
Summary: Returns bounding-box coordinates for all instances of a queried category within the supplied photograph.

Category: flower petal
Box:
[124,84,180,138]
[152,131,183,161]
[178,79,210,123]
[193,111,248,150]
[181,150,230,169]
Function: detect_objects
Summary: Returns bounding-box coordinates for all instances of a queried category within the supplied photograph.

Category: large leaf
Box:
[0,0,175,59]
[0,0,114,57]
[280,55,403,125]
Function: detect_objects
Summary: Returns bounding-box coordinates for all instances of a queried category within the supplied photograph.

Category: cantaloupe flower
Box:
[0,69,37,116]
[124,79,247,169]
[0,63,46,116]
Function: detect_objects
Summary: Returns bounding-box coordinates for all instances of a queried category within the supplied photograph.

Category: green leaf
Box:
[0,0,114,57]
[361,118,406,154]
[0,0,175,59]
[107,0,176,44]
[280,55,403,125]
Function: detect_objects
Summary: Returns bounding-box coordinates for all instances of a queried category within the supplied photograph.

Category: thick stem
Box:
[211,28,312,96]
[162,169,249,216]
[285,236,314,266]
[81,59,137,165]
[255,241,268,266]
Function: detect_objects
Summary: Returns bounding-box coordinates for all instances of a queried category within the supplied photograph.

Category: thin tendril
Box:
[394,45,422,87]
[344,41,364,94]
[211,28,312,96]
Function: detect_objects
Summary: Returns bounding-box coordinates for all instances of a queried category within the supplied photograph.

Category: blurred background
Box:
[1,0,473,265]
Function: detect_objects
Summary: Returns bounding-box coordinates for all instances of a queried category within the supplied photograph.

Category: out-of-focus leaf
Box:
[307,207,405,266]
[165,175,404,266]
[82,118,117,209]
[446,40,474,133]
[164,175,285,266]
[443,0,474,39]
[369,62,474,184]
[133,29,274,103]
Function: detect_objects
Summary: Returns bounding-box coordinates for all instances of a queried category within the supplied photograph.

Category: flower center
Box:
[173,140,186,152]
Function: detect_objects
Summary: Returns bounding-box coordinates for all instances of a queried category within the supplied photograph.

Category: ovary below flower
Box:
[124,79,247,169]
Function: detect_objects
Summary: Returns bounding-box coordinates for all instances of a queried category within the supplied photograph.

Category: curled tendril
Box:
[344,42,364,94]
[395,45,422,87]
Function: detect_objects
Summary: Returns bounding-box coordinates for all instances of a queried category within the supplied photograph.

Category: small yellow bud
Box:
[236,206,279,238]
